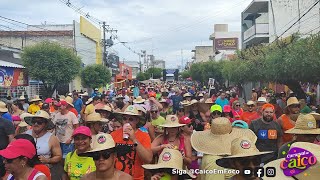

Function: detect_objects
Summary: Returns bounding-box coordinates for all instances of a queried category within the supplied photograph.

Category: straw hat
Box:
[0,101,8,112]
[133,96,145,104]
[184,99,198,107]
[24,110,54,129]
[191,117,257,155]
[80,133,115,155]
[310,112,320,120]
[86,98,93,105]
[64,96,74,107]
[86,113,108,123]
[198,93,204,97]
[285,114,320,134]
[95,104,112,113]
[257,97,267,103]
[216,138,273,168]
[286,97,299,107]
[59,95,66,100]
[180,100,190,106]
[116,94,125,99]
[79,92,89,96]
[183,93,191,97]
[117,105,140,116]
[247,100,255,106]
[263,142,320,180]
[159,115,185,128]
[159,99,167,103]
[142,148,196,179]
[30,95,42,102]
[18,96,25,100]
[20,112,33,121]
[18,121,28,127]
[204,98,214,104]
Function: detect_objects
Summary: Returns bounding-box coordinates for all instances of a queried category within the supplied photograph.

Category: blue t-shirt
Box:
[215,97,229,109]
[1,112,12,121]
[133,87,139,98]
[73,98,83,114]
[170,95,183,113]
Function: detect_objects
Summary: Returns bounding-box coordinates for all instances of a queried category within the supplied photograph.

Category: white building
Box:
[191,46,214,63]
[209,24,241,61]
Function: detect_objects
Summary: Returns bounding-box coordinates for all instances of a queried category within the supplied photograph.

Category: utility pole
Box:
[102,22,107,66]
[138,53,142,72]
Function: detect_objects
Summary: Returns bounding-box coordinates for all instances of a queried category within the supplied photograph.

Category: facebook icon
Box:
[254,167,264,177]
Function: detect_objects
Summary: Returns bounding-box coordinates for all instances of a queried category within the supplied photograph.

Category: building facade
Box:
[191,46,214,63]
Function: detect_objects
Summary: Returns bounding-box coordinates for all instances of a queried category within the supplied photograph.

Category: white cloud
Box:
[0,0,253,68]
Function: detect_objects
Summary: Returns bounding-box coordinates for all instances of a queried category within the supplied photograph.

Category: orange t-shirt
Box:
[240,111,261,125]
[34,164,51,180]
[69,107,79,117]
[111,129,151,180]
[280,114,295,143]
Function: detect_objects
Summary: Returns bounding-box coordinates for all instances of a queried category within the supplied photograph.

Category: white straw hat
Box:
[0,101,8,112]
[30,95,42,102]
[285,114,320,134]
[142,148,195,179]
[159,115,185,128]
[86,113,108,123]
[65,96,74,107]
[191,117,257,156]
[286,97,299,107]
[216,138,273,168]
[133,96,145,104]
[117,105,140,116]
[18,96,26,100]
[80,133,115,155]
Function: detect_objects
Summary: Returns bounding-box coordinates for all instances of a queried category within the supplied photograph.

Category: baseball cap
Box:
[72,126,92,138]
[223,105,231,113]
[232,120,249,129]
[257,97,267,103]
[210,104,222,113]
[45,98,53,104]
[179,116,191,124]
[0,139,36,159]
[60,100,68,106]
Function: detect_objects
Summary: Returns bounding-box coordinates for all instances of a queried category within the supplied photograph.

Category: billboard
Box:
[0,67,28,87]
[214,38,238,50]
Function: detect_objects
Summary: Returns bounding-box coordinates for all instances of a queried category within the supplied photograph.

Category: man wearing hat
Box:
[72,92,83,115]
[170,88,183,114]
[111,105,152,180]
[85,113,108,144]
[28,95,42,115]
[18,95,29,112]
[80,133,132,180]
[240,101,261,125]
[278,113,320,158]
[277,97,300,144]
[251,88,258,102]
[84,96,101,121]
[249,103,283,162]
[150,105,166,137]
[91,88,101,98]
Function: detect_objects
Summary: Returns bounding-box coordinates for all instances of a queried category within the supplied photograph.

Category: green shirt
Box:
[64,150,96,180]
[300,106,312,114]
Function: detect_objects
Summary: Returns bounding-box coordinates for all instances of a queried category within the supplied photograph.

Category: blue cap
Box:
[232,120,248,129]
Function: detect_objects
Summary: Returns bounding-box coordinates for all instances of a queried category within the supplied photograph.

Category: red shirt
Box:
[240,111,261,125]
[111,129,151,180]
[69,107,78,117]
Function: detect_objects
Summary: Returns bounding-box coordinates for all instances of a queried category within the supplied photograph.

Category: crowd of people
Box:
[0,83,320,180]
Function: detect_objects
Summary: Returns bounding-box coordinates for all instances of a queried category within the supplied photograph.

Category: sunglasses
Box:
[92,151,113,161]
[151,111,158,113]
[290,104,300,108]
[235,104,240,107]
[238,157,261,166]
[178,109,184,112]
[211,111,222,116]
[248,105,254,107]
[31,119,46,125]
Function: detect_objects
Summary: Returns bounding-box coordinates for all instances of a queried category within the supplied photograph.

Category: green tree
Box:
[81,64,111,89]
[180,70,191,79]
[21,41,82,97]
[146,67,162,79]
[136,72,146,81]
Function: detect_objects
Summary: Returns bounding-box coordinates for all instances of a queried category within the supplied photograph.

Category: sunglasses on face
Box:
[187,124,193,128]
[123,116,135,122]
[248,105,254,107]
[92,151,112,161]
[31,119,46,125]
[235,104,240,107]
[151,111,158,113]
[211,111,222,116]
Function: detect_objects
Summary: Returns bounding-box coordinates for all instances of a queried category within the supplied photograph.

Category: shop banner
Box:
[215,38,239,50]
[0,67,28,87]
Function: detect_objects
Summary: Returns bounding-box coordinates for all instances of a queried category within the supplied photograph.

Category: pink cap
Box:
[54,101,61,107]
[60,100,68,106]
[45,98,53,104]
[223,105,232,113]
[179,116,191,125]
[0,139,36,159]
[72,126,92,138]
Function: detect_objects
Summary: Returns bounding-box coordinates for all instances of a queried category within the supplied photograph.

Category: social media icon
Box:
[268,129,278,139]
[243,168,252,177]
[254,167,264,177]
[258,130,268,139]
[266,167,276,177]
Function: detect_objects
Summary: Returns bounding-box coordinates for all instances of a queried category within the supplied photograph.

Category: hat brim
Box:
[285,128,320,134]
[95,108,113,113]
[80,147,116,157]
[216,151,273,168]
[25,116,54,129]
[0,149,20,159]
[117,111,140,116]
[0,107,8,112]
[30,98,42,102]
[159,124,186,128]
[18,121,28,127]
[86,118,109,123]
[66,102,74,107]
[133,100,145,104]
[191,128,257,156]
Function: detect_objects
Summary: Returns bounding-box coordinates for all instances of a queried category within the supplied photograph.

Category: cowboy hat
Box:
[184,99,198,107]
[18,96,26,100]
[117,105,140,116]
[191,117,257,156]
[18,121,28,127]
[180,100,190,106]
[85,98,93,105]
[198,93,204,97]
[64,96,74,107]
[80,133,115,156]
[216,138,273,168]
[286,97,299,107]
[263,142,320,180]
[142,148,196,179]
[133,96,145,104]
[95,104,113,113]
[285,114,320,134]
[204,98,214,104]
[257,97,267,103]
[86,113,109,123]
[247,100,255,106]
[159,99,167,103]
[116,94,125,99]
[24,110,55,129]
[183,93,191,97]
[30,95,42,102]
[159,115,185,128]
[0,101,8,112]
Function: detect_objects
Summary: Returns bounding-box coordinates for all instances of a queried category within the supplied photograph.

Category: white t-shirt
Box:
[52,111,78,143]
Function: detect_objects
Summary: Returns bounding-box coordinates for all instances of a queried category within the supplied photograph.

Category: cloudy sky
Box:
[0,0,252,68]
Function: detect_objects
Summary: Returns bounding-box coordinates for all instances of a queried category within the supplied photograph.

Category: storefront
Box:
[115,63,132,88]
[0,61,29,99]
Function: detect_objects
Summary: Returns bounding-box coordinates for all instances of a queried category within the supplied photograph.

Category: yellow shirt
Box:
[200,155,234,180]
[84,104,94,115]
[28,104,41,115]
[64,150,96,180]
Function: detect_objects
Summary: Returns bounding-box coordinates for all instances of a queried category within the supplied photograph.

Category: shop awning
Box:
[0,60,25,68]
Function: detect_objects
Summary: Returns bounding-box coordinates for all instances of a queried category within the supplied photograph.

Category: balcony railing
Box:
[243,23,269,41]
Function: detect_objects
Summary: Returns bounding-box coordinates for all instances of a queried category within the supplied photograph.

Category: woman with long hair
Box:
[0,139,47,180]
[151,115,192,166]
[11,101,24,128]
[231,100,243,121]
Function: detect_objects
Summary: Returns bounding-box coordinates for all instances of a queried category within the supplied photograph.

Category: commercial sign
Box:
[215,38,238,50]
[0,67,28,87]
